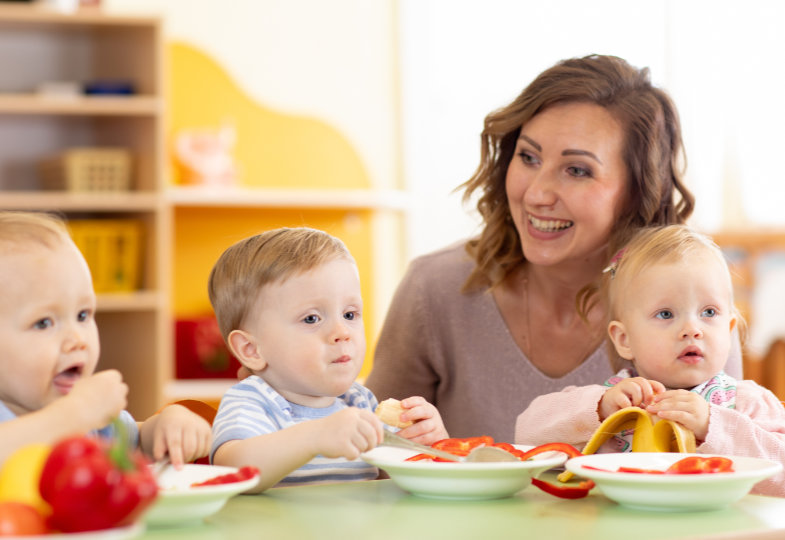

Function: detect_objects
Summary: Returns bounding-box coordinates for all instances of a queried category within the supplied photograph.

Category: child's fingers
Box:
[400,396,426,408]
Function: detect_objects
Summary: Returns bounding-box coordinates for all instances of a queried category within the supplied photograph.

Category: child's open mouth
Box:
[678,346,703,364]
[53,364,84,394]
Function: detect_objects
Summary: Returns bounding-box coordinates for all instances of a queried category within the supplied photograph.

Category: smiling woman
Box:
[366,54,744,443]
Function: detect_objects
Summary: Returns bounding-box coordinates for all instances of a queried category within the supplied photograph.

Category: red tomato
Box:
[0,501,48,536]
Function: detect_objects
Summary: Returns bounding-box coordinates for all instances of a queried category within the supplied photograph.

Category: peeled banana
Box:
[557,406,695,482]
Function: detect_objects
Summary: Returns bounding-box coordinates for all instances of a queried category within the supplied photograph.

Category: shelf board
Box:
[167,186,411,211]
[0,4,158,27]
[165,379,236,401]
[97,290,162,312]
[1,191,161,212]
[0,94,161,116]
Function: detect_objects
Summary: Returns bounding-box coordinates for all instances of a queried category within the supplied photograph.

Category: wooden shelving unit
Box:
[0,5,168,420]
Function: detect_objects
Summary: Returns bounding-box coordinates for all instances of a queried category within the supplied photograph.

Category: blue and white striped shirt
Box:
[211,376,379,486]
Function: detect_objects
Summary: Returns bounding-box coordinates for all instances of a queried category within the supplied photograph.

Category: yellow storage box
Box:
[67,219,142,292]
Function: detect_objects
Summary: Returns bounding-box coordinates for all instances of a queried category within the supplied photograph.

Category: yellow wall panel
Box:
[168,42,371,190]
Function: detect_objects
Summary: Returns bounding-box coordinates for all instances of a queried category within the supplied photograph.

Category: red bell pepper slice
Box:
[517,442,583,461]
[431,436,495,456]
[665,456,734,474]
[191,466,260,487]
[531,477,595,499]
[617,466,666,474]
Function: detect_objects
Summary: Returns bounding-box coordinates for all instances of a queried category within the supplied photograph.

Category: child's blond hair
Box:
[605,224,743,371]
[208,227,354,341]
[0,211,70,251]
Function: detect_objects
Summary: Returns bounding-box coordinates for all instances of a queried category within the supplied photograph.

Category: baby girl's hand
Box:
[148,404,212,468]
[62,369,128,432]
[396,396,449,445]
[647,390,710,441]
[599,377,665,420]
[312,408,383,460]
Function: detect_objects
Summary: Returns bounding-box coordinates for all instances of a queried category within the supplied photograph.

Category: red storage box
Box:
[175,316,241,379]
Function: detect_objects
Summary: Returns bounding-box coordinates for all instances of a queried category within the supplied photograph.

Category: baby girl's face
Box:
[611,252,736,389]
[0,240,99,416]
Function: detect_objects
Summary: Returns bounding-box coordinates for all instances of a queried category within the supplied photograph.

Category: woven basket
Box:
[40,148,131,192]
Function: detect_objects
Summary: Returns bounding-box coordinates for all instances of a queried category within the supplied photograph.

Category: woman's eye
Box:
[517,151,538,165]
[567,166,592,178]
[303,314,320,324]
[33,318,53,330]
[702,308,717,318]
[655,310,673,320]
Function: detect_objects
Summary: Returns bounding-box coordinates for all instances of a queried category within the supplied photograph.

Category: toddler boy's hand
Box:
[62,370,128,432]
[396,396,449,445]
[147,404,212,468]
[312,408,383,461]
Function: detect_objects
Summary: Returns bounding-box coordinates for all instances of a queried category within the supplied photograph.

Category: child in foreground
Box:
[208,227,447,492]
[515,225,785,496]
[0,211,212,467]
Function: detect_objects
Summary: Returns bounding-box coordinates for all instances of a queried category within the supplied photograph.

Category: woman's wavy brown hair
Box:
[459,55,695,304]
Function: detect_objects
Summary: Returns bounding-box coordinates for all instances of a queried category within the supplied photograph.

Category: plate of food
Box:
[565,452,782,511]
[145,464,259,527]
[360,443,567,501]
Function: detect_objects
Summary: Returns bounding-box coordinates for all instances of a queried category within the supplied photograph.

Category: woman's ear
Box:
[608,320,634,360]
[228,329,266,372]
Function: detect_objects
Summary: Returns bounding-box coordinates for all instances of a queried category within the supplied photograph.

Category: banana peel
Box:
[557,406,695,482]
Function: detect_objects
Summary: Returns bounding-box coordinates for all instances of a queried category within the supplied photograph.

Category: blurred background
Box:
[4,0,785,415]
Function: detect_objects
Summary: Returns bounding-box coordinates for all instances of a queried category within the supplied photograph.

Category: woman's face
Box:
[506,102,628,271]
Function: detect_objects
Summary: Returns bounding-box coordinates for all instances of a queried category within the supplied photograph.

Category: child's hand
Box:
[146,404,212,468]
[599,377,665,420]
[61,369,128,431]
[646,390,710,441]
[311,408,383,460]
[396,396,449,445]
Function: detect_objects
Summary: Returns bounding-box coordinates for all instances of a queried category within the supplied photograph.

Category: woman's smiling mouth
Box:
[528,215,574,232]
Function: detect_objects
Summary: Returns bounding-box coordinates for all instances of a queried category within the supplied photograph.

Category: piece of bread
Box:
[375,398,413,429]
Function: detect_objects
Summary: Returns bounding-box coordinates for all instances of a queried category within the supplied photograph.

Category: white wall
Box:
[104,0,399,194]
[398,0,785,259]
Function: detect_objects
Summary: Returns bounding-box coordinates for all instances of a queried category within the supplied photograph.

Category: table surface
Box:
[140,476,785,540]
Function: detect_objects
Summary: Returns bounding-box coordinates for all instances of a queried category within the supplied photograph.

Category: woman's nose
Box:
[524,169,558,207]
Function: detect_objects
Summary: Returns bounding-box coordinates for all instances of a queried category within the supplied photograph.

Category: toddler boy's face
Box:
[243,257,366,407]
[0,240,100,416]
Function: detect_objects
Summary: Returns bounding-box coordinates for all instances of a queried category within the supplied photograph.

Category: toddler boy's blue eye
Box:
[655,310,673,320]
[303,315,319,324]
[344,312,355,321]
[702,308,717,317]
[78,310,89,322]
